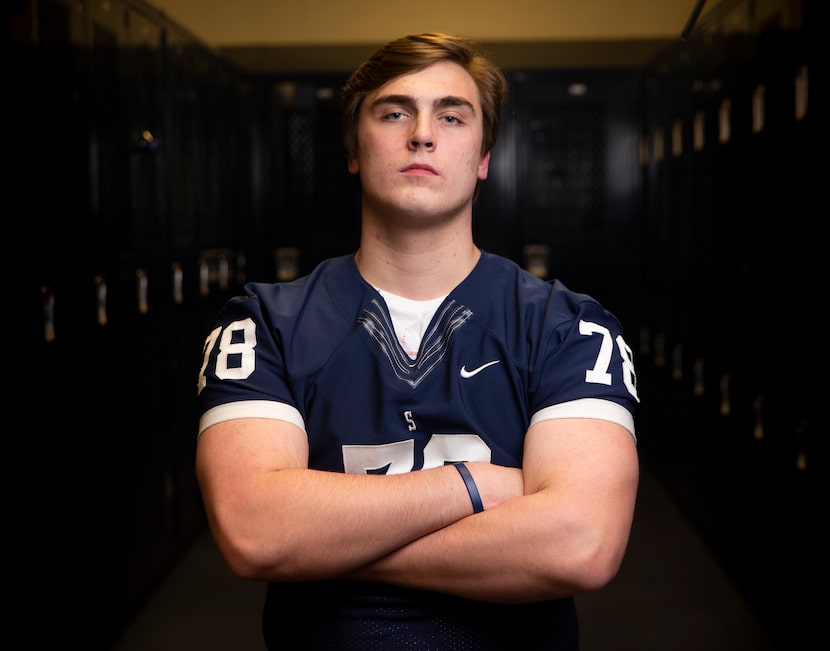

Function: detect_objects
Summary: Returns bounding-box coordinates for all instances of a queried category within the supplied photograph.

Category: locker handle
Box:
[95,275,108,326]
[753,394,764,440]
[719,373,731,416]
[693,356,704,397]
[172,263,183,305]
[42,286,55,342]
[136,269,149,314]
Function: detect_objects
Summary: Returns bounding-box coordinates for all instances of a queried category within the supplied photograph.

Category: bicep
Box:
[196,417,309,496]
[523,417,639,509]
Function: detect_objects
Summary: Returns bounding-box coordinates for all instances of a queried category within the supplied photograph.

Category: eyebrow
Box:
[370,94,476,113]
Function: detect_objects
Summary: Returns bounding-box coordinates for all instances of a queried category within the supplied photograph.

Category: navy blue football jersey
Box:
[196,250,638,649]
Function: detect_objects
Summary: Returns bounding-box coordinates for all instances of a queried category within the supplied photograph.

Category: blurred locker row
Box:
[637,0,819,647]
[7,0,817,648]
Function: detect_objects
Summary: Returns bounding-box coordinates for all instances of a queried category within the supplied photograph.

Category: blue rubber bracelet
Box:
[453,462,484,513]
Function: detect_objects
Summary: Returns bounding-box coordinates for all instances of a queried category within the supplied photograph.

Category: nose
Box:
[409,115,435,151]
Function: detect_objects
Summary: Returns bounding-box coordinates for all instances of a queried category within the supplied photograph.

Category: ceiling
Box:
[149,0,711,74]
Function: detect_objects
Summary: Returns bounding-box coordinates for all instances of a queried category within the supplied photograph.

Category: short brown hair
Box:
[342,33,508,159]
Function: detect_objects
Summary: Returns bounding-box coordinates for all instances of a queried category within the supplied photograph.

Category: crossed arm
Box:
[196,415,639,603]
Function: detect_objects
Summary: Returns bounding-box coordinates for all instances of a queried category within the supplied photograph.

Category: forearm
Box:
[200,462,476,582]
[413,418,640,603]
[198,418,528,584]
[345,481,637,603]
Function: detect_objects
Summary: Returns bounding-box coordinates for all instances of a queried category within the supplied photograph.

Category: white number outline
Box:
[343,433,491,475]
[197,317,257,394]
[579,319,639,402]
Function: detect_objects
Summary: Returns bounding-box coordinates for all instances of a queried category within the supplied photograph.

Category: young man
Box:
[196,32,640,650]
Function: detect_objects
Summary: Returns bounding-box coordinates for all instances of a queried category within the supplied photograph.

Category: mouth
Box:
[400,163,438,176]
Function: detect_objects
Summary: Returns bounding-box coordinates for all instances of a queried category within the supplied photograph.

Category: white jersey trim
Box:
[198,400,306,437]
[530,398,636,441]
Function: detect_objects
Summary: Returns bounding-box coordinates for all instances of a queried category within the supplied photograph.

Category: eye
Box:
[441,115,462,125]
[384,111,408,121]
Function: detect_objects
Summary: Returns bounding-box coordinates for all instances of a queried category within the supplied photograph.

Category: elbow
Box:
[212,527,279,581]
[563,536,628,593]
[573,549,624,592]
[220,543,269,581]
[206,511,298,582]
[536,527,630,595]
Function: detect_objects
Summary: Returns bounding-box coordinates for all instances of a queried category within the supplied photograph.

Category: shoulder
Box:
[466,251,609,324]
[235,254,366,320]
[464,251,549,301]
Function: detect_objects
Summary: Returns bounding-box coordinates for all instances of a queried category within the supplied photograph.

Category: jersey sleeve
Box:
[195,290,304,437]
[529,288,640,439]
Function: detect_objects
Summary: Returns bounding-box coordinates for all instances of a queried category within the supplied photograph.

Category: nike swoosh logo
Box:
[460,360,501,378]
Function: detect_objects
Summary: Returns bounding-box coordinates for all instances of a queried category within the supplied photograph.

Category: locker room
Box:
[10,0,818,648]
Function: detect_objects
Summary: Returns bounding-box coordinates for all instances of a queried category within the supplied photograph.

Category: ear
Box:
[347,154,359,175]
[477,151,491,180]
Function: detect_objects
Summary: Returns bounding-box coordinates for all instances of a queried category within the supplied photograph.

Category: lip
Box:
[400,163,438,176]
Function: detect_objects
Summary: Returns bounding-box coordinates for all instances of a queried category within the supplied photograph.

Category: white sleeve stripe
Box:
[530,398,636,441]
[198,401,306,437]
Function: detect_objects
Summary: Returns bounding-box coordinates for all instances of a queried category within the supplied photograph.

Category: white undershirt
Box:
[378,290,446,359]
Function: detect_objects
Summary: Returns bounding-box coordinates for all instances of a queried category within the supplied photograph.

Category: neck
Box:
[355,221,480,300]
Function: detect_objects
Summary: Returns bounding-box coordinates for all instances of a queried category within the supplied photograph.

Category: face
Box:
[348,60,491,223]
